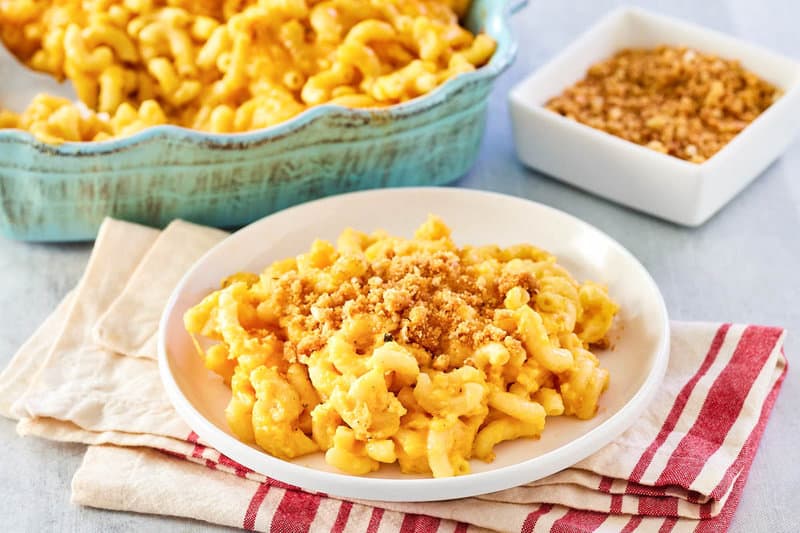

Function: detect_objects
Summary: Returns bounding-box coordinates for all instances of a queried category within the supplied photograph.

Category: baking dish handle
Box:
[508,0,529,15]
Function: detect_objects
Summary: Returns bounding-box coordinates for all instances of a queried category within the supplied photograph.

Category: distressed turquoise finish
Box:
[0,0,523,241]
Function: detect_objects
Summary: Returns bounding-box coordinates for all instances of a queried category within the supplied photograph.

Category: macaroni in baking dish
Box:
[184,216,618,477]
[0,0,496,143]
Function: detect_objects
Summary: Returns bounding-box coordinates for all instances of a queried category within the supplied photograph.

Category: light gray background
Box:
[1,0,798,531]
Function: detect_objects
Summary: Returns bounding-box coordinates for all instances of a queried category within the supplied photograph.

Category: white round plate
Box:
[159,187,669,502]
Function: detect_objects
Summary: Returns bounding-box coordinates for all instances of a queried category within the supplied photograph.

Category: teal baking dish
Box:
[0,0,524,242]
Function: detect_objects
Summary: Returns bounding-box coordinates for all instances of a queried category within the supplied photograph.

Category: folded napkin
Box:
[0,218,788,533]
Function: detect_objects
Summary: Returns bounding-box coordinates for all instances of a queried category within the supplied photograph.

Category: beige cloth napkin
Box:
[72,445,494,533]
[92,220,227,359]
[0,218,788,533]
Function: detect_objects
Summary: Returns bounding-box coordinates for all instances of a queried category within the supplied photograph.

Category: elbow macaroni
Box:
[184,215,619,478]
[0,0,497,144]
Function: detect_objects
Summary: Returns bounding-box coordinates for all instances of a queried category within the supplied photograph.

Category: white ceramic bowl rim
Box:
[507,6,800,226]
[158,187,670,502]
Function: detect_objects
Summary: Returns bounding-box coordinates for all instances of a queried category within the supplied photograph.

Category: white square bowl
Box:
[509,7,800,226]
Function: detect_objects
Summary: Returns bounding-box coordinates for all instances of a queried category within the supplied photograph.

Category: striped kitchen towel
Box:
[0,218,788,532]
[68,324,786,533]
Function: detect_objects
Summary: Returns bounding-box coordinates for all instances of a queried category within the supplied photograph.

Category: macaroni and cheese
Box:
[184,216,618,477]
[0,0,496,144]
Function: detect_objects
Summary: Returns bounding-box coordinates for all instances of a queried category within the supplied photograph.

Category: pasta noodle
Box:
[184,216,619,477]
[0,0,496,143]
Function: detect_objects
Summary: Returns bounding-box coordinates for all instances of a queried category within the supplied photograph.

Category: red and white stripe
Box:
[650,326,782,491]
[689,329,785,496]
[631,324,741,487]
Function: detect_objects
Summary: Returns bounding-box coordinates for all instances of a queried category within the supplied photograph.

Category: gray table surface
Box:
[1,1,798,531]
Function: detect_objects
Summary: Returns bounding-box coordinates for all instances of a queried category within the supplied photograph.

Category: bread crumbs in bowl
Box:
[510,7,800,226]
[544,45,781,164]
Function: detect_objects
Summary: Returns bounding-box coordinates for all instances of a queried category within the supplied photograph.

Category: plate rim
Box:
[158,186,670,502]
